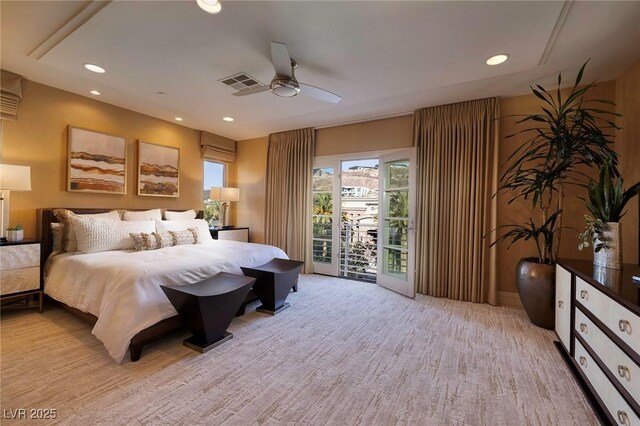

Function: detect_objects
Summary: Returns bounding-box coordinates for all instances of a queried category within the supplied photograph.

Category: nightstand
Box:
[0,240,43,312]
[209,227,249,242]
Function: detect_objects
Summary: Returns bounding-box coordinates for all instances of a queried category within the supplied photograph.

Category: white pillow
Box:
[56,210,121,252]
[72,217,156,253]
[163,209,197,220]
[155,219,213,242]
[123,209,162,221]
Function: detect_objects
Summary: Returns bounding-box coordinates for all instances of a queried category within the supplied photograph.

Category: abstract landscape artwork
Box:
[68,126,126,194]
[137,141,179,197]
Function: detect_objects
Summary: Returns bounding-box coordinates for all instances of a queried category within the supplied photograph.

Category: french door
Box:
[311,149,416,298]
[376,149,416,298]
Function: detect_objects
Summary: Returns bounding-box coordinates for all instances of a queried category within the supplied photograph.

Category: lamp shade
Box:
[210,186,239,202]
[0,164,31,191]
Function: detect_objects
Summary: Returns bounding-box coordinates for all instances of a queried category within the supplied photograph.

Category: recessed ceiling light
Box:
[90,90,101,96]
[197,0,222,14]
[175,117,183,122]
[84,63,106,73]
[222,117,234,122]
[486,54,509,66]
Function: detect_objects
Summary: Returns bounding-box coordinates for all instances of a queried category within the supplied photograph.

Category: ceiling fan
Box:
[232,42,342,104]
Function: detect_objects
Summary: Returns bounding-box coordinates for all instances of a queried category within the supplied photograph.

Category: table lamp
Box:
[210,186,240,228]
[0,164,32,241]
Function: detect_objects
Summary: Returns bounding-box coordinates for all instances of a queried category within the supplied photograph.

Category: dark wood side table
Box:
[241,258,304,315]
[160,272,255,353]
[0,240,43,313]
[209,227,249,242]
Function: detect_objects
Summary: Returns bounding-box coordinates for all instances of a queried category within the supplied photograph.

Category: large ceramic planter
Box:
[515,257,555,330]
[593,222,622,270]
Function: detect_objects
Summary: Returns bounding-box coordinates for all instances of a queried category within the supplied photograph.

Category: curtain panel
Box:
[264,128,314,273]
[413,98,499,305]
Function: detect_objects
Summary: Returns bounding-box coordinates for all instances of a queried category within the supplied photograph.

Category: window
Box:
[203,161,225,225]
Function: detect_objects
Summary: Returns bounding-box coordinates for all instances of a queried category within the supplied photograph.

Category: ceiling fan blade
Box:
[271,41,293,78]
[299,83,342,103]
[231,86,271,97]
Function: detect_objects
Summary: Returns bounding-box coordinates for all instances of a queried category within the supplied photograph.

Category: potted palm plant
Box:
[578,158,640,269]
[493,61,620,329]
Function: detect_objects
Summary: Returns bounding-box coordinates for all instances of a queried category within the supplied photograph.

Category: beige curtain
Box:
[414,98,499,305]
[264,128,314,273]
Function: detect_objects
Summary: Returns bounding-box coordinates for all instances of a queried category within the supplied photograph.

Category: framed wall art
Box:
[68,126,127,194]
[137,140,180,197]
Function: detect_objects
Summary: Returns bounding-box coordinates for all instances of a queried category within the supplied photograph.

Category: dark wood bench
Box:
[161,272,255,353]
[240,258,304,315]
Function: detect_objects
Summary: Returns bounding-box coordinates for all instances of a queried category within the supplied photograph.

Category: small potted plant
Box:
[578,159,640,269]
[6,224,24,242]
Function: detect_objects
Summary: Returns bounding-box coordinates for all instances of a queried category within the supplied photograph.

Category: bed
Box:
[37,208,287,363]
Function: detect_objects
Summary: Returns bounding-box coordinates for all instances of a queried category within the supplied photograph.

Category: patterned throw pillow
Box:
[129,228,200,251]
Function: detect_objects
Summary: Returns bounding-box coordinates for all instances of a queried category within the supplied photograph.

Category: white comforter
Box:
[45,240,287,362]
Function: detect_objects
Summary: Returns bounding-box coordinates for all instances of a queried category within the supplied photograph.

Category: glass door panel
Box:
[312,166,338,275]
[377,150,416,297]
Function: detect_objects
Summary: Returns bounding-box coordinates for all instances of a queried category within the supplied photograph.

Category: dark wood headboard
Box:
[37,208,204,284]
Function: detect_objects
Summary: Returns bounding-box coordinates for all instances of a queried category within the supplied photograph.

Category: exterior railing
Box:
[339,222,377,282]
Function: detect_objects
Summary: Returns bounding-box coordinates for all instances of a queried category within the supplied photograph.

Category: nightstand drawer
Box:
[576,277,640,356]
[0,243,40,270]
[576,308,640,401]
[215,229,248,242]
[575,340,640,426]
[0,267,40,295]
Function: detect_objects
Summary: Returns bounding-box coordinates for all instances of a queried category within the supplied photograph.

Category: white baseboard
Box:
[498,291,523,309]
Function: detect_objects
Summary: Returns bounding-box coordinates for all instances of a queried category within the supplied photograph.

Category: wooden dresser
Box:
[556,259,639,425]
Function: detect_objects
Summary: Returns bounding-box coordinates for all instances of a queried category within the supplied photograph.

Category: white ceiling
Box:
[2,1,640,140]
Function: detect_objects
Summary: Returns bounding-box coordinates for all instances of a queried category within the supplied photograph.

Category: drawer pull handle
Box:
[617,410,630,425]
[580,290,589,300]
[618,365,631,381]
[579,356,586,367]
[579,323,588,333]
[618,319,632,334]
[558,301,564,309]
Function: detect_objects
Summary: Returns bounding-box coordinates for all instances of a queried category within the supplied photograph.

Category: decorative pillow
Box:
[155,219,213,242]
[122,209,162,221]
[51,223,63,252]
[53,209,121,252]
[130,228,199,251]
[71,217,155,253]
[163,209,197,220]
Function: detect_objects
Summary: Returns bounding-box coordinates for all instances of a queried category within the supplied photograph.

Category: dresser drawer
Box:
[0,267,40,295]
[576,308,640,401]
[0,243,40,270]
[556,265,572,351]
[575,340,640,425]
[216,229,248,242]
[576,277,640,356]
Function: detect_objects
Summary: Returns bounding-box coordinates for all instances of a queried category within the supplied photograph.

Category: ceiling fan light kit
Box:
[232,41,342,103]
[197,0,222,14]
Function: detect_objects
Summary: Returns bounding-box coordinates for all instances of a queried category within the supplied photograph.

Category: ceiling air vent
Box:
[219,73,264,92]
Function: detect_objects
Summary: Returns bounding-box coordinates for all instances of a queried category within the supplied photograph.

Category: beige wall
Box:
[231,136,268,243]
[1,80,206,239]
[615,59,640,266]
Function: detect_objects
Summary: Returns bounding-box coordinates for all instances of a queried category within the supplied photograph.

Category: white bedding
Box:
[45,240,287,362]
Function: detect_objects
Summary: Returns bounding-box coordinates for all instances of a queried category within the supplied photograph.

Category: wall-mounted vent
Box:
[219,73,264,92]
